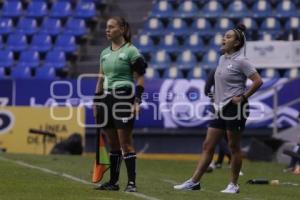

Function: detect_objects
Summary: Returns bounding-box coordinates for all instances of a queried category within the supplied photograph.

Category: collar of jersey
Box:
[224,50,241,60]
[110,42,128,52]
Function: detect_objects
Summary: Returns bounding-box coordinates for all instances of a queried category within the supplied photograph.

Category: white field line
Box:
[0,156,160,200]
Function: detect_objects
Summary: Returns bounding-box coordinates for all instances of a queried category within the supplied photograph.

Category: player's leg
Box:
[174,127,224,190]
[96,128,121,191]
[220,129,242,194]
[118,128,137,192]
[192,128,224,181]
[221,102,247,194]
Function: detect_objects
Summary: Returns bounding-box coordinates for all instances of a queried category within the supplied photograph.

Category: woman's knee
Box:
[120,143,134,153]
[228,141,240,154]
[202,140,215,153]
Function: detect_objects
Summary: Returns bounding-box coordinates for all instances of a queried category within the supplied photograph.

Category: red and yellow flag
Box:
[92,132,110,183]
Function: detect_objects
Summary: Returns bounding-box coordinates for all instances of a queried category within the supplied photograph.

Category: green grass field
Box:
[0,153,299,200]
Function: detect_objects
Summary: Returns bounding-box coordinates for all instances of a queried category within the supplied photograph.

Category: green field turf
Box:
[0,153,299,200]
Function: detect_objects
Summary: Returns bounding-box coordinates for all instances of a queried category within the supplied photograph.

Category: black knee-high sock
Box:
[124,152,136,184]
[109,150,122,184]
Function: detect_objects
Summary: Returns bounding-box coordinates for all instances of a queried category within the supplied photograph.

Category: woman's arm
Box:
[243,72,263,99]
[95,67,104,94]
[232,72,263,104]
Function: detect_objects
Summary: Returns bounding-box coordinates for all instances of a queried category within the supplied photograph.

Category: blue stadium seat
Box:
[166,18,190,36]
[214,18,234,32]
[275,0,297,18]
[176,50,197,70]
[201,49,219,69]
[16,18,38,36]
[0,18,14,35]
[49,1,72,18]
[53,34,77,54]
[283,68,300,79]
[40,18,62,36]
[177,0,199,18]
[0,50,14,68]
[183,33,205,54]
[30,33,52,53]
[208,32,223,50]
[26,1,48,18]
[261,69,280,78]
[15,50,40,68]
[144,67,160,79]
[163,67,183,79]
[258,32,277,41]
[260,17,282,35]
[158,34,180,54]
[240,17,259,40]
[226,0,249,18]
[241,17,258,31]
[35,67,56,79]
[252,0,272,18]
[187,67,207,79]
[285,17,300,31]
[191,18,213,37]
[134,34,155,54]
[150,0,174,18]
[201,0,223,18]
[150,50,172,70]
[143,17,165,37]
[6,33,28,52]
[64,18,87,37]
[11,67,32,79]
[44,50,66,69]
[74,2,96,19]
[2,1,23,18]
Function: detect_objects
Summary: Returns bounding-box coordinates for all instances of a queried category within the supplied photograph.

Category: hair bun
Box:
[236,24,246,32]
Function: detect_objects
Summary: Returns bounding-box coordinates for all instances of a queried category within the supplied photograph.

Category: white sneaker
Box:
[221,183,240,194]
[174,179,201,190]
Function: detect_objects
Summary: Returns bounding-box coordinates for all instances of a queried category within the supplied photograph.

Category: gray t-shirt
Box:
[214,51,257,111]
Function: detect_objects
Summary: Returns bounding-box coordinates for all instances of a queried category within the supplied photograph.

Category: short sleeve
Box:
[128,45,142,63]
[238,59,257,78]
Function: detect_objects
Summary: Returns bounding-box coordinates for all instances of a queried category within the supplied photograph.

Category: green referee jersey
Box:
[100,43,141,90]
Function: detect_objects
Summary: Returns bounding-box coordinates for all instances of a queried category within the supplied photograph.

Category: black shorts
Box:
[209,101,249,132]
[95,87,135,129]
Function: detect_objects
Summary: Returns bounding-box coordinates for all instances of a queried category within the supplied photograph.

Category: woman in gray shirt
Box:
[174,24,263,193]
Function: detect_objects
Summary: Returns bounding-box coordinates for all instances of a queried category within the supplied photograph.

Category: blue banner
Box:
[1,78,300,129]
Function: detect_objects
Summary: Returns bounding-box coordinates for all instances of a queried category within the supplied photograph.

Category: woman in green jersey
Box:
[93,16,147,192]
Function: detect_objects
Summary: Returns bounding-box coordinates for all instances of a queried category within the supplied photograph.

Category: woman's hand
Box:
[132,102,141,117]
[231,96,244,105]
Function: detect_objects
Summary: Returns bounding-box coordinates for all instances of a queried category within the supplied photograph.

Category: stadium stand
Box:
[1,0,299,79]
[0,0,101,79]
[134,0,300,79]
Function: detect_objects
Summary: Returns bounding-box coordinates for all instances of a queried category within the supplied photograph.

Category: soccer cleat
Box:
[173,179,201,190]
[220,183,240,194]
[124,181,137,192]
[95,181,120,191]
